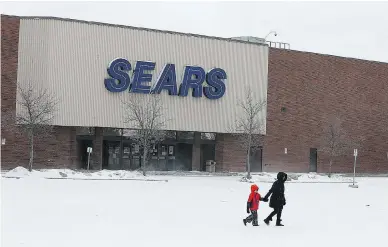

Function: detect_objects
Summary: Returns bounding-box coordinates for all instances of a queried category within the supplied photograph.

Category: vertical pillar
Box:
[68,127,79,169]
[215,133,225,172]
[92,127,104,170]
[191,132,201,171]
[119,128,123,169]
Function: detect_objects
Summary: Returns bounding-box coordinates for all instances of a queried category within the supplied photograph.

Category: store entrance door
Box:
[103,141,135,170]
[149,144,170,171]
[104,141,121,170]
[309,148,318,172]
[122,142,131,170]
[250,147,263,172]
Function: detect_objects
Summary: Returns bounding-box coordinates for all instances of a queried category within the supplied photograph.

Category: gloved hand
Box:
[247,207,250,214]
[263,198,269,202]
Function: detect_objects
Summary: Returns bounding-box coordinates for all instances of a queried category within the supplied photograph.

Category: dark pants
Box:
[266,206,283,223]
[245,210,258,225]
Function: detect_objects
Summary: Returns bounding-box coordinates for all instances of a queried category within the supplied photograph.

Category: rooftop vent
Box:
[231,36,290,50]
[230,36,266,44]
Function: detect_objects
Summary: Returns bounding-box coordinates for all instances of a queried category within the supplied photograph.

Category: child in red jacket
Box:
[243,184,267,226]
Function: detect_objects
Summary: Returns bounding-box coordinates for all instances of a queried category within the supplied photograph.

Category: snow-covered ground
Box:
[2,166,154,180]
[2,170,387,247]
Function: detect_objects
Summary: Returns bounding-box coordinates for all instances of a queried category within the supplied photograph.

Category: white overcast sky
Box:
[1,0,388,63]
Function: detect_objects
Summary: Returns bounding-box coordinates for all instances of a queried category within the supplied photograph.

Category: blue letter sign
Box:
[152,64,178,96]
[104,58,131,93]
[104,58,227,100]
[204,68,227,100]
[178,66,206,98]
[131,61,156,94]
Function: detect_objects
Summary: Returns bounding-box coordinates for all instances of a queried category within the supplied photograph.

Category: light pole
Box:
[264,31,277,41]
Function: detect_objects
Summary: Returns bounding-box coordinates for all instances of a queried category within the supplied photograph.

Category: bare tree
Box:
[122,94,167,176]
[15,83,58,171]
[319,116,362,176]
[228,88,267,179]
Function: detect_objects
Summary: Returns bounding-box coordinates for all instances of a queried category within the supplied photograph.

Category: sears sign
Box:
[104,58,227,100]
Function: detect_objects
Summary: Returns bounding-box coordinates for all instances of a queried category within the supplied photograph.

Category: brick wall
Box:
[1,126,78,170]
[215,49,388,174]
[1,15,19,125]
[215,133,247,172]
[1,15,78,170]
[90,127,103,170]
[263,48,388,173]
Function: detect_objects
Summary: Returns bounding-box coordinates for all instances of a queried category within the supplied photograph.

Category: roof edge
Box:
[270,47,388,65]
[1,14,268,48]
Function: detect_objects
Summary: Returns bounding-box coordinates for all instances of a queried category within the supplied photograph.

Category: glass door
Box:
[122,143,131,170]
[131,143,141,170]
[106,141,121,170]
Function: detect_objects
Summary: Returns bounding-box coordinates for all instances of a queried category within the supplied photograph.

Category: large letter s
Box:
[204,68,227,100]
[104,58,131,93]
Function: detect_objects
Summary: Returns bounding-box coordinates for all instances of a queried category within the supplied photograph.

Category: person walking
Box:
[243,184,266,226]
[263,172,288,226]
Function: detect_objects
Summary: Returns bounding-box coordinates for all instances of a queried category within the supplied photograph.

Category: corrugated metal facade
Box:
[16,18,268,134]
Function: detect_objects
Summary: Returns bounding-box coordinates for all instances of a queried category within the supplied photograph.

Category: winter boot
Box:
[252,219,259,226]
[264,217,272,225]
[243,219,247,226]
[276,220,284,226]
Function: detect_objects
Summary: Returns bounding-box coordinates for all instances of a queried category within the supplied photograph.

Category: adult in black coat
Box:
[262,172,288,226]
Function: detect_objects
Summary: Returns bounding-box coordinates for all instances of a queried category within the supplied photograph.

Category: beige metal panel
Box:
[16,18,268,134]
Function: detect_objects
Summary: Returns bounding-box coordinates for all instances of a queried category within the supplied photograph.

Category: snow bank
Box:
[242,172,352,183]
[4,167,352,183]
[91,170,146,179]
[4,166,33,178]
[295,173,352,182]
[3,166,155,180]
[240,173,277,183]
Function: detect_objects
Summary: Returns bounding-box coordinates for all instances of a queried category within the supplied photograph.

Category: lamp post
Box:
[264,31,277,41]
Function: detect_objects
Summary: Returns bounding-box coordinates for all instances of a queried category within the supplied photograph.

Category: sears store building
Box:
[2,15,388,174]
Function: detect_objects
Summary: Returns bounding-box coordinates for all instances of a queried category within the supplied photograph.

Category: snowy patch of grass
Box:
[3,166,157,181]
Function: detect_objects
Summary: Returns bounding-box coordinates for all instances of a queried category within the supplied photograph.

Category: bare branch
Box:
[319,115,364,174]
[228,88,266,146]
[16,83,58,131]
[121,93,169,175]
[15,83,59,171]
[227,87,267,178]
